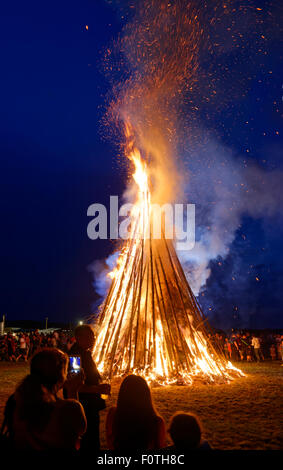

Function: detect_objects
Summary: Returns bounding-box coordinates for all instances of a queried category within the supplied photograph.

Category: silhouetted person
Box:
[252,336,264,362]
[167,412,212,452]
[67,324,110,452]
[3,348,86,450]
[106,374,166,451]
[6,333,16,361]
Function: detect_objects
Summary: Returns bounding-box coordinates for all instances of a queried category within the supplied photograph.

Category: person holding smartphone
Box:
[65,324,111,452]
[3,348,86,451]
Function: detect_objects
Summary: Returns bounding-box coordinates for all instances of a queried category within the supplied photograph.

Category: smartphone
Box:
[69,355,81,374]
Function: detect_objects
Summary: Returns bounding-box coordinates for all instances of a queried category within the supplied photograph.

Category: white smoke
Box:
[177,137,283,295]
[88,251,120,297]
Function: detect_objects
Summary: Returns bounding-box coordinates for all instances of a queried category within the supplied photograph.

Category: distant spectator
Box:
[16,334,28,362]
[7,334,16,362]
[230,335,240,361]
[50,335,57,348]
[240,335,249,361]
[276,335,282,361]
[246,344,252,362]
[270,344,277,361]
[224,338,232,360]
[167,412,212,451]
[251,336,264,362]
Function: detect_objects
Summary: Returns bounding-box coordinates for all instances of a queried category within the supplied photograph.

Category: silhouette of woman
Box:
[106,374,166,451]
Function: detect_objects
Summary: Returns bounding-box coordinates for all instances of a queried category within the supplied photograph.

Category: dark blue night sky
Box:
[1,1,282,328]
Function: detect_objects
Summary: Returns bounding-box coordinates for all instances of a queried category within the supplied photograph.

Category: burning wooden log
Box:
[92,133,242,384]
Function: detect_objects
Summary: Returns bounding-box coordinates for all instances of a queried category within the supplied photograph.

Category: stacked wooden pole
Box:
[93,201,232,384]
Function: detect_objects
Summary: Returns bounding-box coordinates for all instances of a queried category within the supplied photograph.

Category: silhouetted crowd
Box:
[1,328,282,363]
[0,324,282,454]
[207,331,283,362]
[0,330,75,362]
[0,325,211,454]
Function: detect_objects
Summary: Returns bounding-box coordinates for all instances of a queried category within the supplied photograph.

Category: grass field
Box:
[0,361,282,450]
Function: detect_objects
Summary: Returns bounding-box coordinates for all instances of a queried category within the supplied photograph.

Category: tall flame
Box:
[93,126,243,384]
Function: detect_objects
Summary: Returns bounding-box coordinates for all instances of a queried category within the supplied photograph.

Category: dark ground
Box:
[0,361,282,450]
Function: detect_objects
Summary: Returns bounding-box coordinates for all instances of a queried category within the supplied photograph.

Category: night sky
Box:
[1,1,282,328]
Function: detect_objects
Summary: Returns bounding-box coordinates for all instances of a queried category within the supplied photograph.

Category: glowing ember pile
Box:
[93,127,242,385]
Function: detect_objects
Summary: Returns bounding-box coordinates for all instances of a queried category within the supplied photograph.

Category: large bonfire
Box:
[92,1,242,384]
[92,127,242,385]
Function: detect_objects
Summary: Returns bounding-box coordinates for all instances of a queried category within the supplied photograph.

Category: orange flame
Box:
[93,126,243,385]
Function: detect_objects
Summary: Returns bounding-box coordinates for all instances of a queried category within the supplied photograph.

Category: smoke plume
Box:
[178,137,283,295]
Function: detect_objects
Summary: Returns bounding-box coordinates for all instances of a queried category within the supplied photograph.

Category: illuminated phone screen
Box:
[69,356,81,373]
